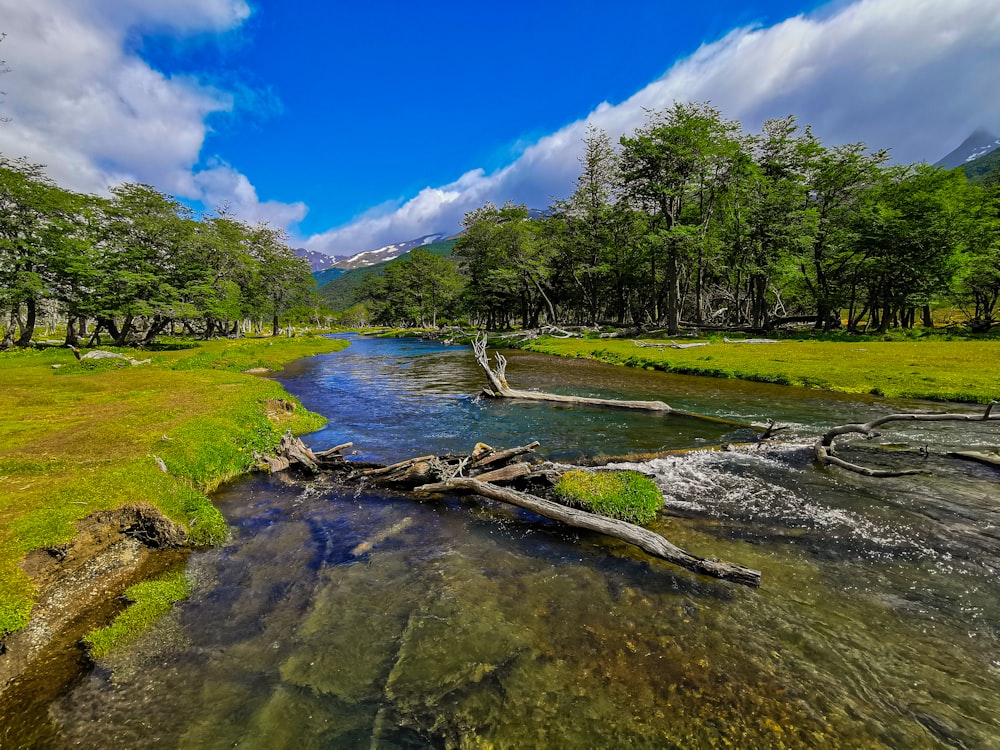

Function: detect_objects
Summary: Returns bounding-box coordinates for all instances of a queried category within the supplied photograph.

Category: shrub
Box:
[553,470,663,525]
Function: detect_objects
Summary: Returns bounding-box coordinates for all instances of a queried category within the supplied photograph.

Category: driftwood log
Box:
[415,476,762,588]
[260,435,761,587]
[256,430,352,473]
[472,333,759,430]
[815,402,1000,477]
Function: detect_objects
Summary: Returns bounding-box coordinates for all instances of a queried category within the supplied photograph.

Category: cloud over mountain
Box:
[306,0,1000,255]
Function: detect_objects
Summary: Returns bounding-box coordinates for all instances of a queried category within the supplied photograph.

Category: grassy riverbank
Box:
[523,337,1000,404]
[0,336,347,637]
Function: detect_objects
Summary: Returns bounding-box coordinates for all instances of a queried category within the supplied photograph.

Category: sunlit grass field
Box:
[0,336,347,636]
[524,337,1000,404]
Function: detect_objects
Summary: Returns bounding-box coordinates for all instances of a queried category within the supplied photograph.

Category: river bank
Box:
[0,336,347,712]
[520,336,1000,404]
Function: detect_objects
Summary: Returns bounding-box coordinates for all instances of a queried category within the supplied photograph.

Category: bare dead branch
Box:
[815,405,1000,476]
[415,477,761,587]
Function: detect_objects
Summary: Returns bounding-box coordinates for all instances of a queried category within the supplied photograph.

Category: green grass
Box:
[83,568,192,657]
[524,337,1000,404]
[553,470,663,525]
[0,335,347,637]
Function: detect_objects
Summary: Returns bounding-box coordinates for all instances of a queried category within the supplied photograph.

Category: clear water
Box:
[17,335,1000,748]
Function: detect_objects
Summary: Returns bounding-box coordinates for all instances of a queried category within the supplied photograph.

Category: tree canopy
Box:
[0,156,317,348]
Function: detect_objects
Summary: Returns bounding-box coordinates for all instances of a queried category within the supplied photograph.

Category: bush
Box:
[553,470,663,525]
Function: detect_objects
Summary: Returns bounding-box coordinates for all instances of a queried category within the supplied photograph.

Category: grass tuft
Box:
[553,470,663,525]
[83,569,192,657]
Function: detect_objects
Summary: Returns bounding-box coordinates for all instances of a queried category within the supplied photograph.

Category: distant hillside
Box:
[318,238,457,311]
[311,266,346,286]
[963,147,1000,185]
[332,233,446,271]
[935,129,1000,170]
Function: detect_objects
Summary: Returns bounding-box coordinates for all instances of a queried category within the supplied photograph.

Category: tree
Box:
[245,224,315,336]
[91,183,195,345]
[720,117,814,328]
[852,165,967,331]
[794,141,889,330]
[952,183,1000,330]
[0,156,81,348]
[455,203,557,328]
[620,102,740,333]
[550,126,622,324]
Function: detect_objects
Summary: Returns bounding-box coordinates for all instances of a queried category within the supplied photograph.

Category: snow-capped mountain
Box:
[935,129,1000,170]
[292,247,340,272]
[332,233,446,270]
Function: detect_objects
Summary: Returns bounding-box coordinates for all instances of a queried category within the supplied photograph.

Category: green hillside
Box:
[312,266,345,286]
[317,238,457,311]
[963,148,1000,185]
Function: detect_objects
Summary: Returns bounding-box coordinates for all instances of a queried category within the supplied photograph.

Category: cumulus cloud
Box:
[195,160,307,228]
[0,0,304,227]
[306,0,1000,256]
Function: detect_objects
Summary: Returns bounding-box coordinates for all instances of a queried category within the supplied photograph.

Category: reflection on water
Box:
[28,336,1000,748]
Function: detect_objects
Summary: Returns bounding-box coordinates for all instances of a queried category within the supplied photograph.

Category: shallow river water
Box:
[19,336,1000,747]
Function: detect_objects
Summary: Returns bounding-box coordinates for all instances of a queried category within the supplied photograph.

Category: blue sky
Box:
[1,0,998,255]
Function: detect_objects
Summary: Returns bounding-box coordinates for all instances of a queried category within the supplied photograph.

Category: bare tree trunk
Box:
[415,477,761,587]
[815,404,1000,476]
[15,298,36,347]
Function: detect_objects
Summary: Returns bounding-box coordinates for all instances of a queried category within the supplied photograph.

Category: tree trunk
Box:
[64,315,80,347]
[415,477,761,587]
[815,404,1000,476]
[15,298,36,347]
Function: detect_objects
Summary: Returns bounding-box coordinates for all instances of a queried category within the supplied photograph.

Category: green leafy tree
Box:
[620,102,740,332]
[455,203,557,329]
[794,141,889,330]
[0,156,82,348]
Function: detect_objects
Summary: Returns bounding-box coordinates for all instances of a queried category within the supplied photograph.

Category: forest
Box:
[359,104,1000,335]
[0,156,316,349]
[4,102,1000,347]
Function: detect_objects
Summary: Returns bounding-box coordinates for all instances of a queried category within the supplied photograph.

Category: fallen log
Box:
[257,431,353,473]
[947,450,1000,469]
[415,476,762,588]
[815,403,1000,477]
[469,440,541,469]
[472,333,757,429]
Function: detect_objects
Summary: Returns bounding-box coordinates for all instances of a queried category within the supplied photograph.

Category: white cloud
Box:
[306,0,1000,255]
[0,0,304,227]
[195,161,308,228]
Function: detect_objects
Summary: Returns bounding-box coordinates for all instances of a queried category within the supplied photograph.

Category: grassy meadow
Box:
[523,336,1000,404]
[0,336,347,637]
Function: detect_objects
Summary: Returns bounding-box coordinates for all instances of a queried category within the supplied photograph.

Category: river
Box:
[16,335,1000,747]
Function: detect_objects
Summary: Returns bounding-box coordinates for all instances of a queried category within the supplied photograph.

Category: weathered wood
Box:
[469,440,541,469]
[415,477,761,588]
[492,387,673,412]
[362,455,436,477]
[472,333,760,431]
[815,404,1000,477]
[315,442,353,457]
[471,462,532,484]
[946,450,1000,469]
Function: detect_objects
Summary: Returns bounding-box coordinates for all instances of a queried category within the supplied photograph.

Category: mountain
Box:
[935,129,1000,170]
[317,237,457,311]
[292,247,339,272]
[332,233,447,271]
